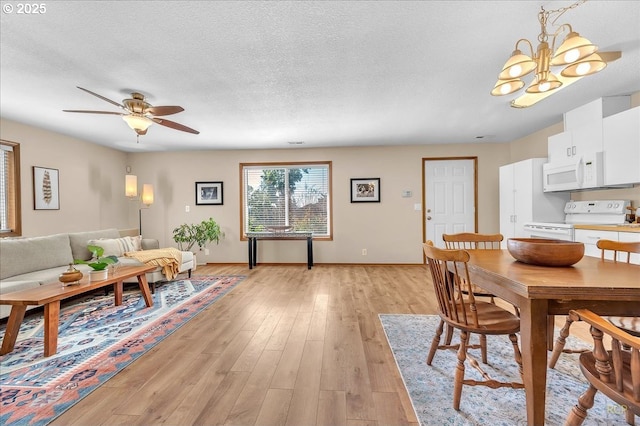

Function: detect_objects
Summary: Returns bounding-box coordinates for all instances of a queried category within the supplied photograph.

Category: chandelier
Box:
[491,0,621,108]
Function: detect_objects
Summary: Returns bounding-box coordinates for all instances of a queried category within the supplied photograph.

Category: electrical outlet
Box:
[362,249,367,255]
[204,248,210,255]
[185,205,190,213]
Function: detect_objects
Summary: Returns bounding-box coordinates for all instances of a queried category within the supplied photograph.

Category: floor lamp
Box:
[139,184,154,236]
[126,174,154,236]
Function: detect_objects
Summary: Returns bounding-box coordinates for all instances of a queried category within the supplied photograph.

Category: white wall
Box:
[1,118,129,236]
[127,143,509,264]
[3,95,638,265]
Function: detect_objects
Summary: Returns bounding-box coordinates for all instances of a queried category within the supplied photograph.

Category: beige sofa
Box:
[0,228,194,319]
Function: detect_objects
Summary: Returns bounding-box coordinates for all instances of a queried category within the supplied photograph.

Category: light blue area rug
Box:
[380,314,631,426]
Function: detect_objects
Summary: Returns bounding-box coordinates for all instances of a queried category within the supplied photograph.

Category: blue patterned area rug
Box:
[380,314,631,426]
[0,275,245,426]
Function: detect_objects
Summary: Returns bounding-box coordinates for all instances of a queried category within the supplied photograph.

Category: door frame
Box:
[422,156,479,259]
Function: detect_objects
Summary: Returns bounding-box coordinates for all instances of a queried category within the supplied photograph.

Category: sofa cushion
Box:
[8,265,73,285]
[87,236,141,257]
[68,229,120,261]
[0,234,73,280]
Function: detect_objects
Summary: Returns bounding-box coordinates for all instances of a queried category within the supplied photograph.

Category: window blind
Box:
[242,163,331,236]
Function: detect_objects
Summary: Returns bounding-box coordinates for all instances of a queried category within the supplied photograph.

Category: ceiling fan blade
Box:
[76,86,125,110]
[63,110,124,115]
[145,105,184,116]
[151,117,200,134]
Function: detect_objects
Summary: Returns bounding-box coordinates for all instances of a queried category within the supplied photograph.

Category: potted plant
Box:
[172,217,224,252]
[74,245,118,281]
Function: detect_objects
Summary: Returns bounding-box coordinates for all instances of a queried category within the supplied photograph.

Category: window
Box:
[241,161,332,238]
[0,140,21,236]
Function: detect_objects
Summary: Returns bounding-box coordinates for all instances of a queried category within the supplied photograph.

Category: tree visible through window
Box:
[241,162,331,237]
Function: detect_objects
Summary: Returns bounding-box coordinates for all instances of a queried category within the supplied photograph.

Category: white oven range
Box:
[523,200,630,242]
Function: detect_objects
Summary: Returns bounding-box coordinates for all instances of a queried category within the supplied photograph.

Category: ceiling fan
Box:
[63,86,199,137]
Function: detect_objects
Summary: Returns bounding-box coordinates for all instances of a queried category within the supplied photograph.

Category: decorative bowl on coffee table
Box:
[507,238,585,267]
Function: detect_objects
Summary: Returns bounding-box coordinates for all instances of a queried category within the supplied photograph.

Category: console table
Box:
[246,231,313,269]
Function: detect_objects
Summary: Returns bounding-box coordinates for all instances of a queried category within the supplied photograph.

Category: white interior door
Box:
[424,159,476,248]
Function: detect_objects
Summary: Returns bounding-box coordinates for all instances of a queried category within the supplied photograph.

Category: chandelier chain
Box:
[538,0,587,43]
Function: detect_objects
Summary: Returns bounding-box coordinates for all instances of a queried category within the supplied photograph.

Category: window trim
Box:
[239,161,333,241]
[0,139,22,237]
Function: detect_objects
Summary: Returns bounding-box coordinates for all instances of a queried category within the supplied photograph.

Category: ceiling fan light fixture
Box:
[122,114,153,132]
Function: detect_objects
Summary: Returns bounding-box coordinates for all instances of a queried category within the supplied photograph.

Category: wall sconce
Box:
[125,174,138,198]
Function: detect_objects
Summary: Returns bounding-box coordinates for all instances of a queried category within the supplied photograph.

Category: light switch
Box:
[185,205,190,213]
[414,203,421,211]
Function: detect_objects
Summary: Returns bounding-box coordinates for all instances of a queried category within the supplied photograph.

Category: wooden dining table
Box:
[463,249,640,426]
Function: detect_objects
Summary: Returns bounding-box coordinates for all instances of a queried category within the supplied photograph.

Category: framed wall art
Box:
[350,178,380,203]
[33,166,60,210]
[196,181,223,205]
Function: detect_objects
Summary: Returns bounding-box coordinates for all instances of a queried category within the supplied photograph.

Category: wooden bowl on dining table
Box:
[507,238,585,267]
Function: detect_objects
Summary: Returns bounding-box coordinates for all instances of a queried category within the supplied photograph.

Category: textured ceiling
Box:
[1,1,639,153]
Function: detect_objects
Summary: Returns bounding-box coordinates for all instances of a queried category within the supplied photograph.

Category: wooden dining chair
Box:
[549,239,640,369]
[441,233,508,363]
[423,241,523,410]
[564,309,640,426]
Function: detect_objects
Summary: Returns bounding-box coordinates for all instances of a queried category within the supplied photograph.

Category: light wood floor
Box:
[50,264,591,426]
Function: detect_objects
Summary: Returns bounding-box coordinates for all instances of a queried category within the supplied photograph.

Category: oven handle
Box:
[523,226,572,235]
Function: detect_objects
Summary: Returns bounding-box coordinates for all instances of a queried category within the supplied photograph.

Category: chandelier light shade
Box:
[560,52,607,77]
[498,46,537,80]
[551,31,597,65]
[491,1,621,108]
[125,174,138,198]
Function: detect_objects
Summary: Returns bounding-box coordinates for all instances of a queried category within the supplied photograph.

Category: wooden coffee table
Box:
[0,264,155,357]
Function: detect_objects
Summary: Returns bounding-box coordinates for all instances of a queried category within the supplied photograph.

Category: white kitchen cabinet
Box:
[574,229,617,260]
[548,96,631,164]
[499,158,569,247]
[603,106,640,185]
[575,229,640,265]
[547,131,574,162]
[564,97,630,130]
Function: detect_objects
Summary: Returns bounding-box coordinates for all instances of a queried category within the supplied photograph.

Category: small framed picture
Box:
[195,181,223,205]
[350,178,380,203]
[33,166,60,210]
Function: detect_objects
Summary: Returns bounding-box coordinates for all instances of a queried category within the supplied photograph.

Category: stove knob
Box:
[608,203,613,208]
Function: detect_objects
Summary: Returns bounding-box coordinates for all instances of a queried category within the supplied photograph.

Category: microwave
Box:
[542,151,604,192]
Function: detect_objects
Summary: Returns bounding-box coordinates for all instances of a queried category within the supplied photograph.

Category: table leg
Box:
[0,305,27,355]
[248,237,253,269]
[252,237,257,267]
[44,301,61,357]
[137,274,154,307]
[519,298,549,425]
[114,280,124,305]
[307,236,313,269]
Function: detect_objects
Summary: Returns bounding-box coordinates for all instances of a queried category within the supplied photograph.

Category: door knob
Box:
[427,216,432,220]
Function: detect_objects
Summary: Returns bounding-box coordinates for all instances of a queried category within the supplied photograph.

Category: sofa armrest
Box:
[141,239,160,250]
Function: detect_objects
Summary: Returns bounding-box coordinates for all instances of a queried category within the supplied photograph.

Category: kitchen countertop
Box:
[574,224,640,233]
